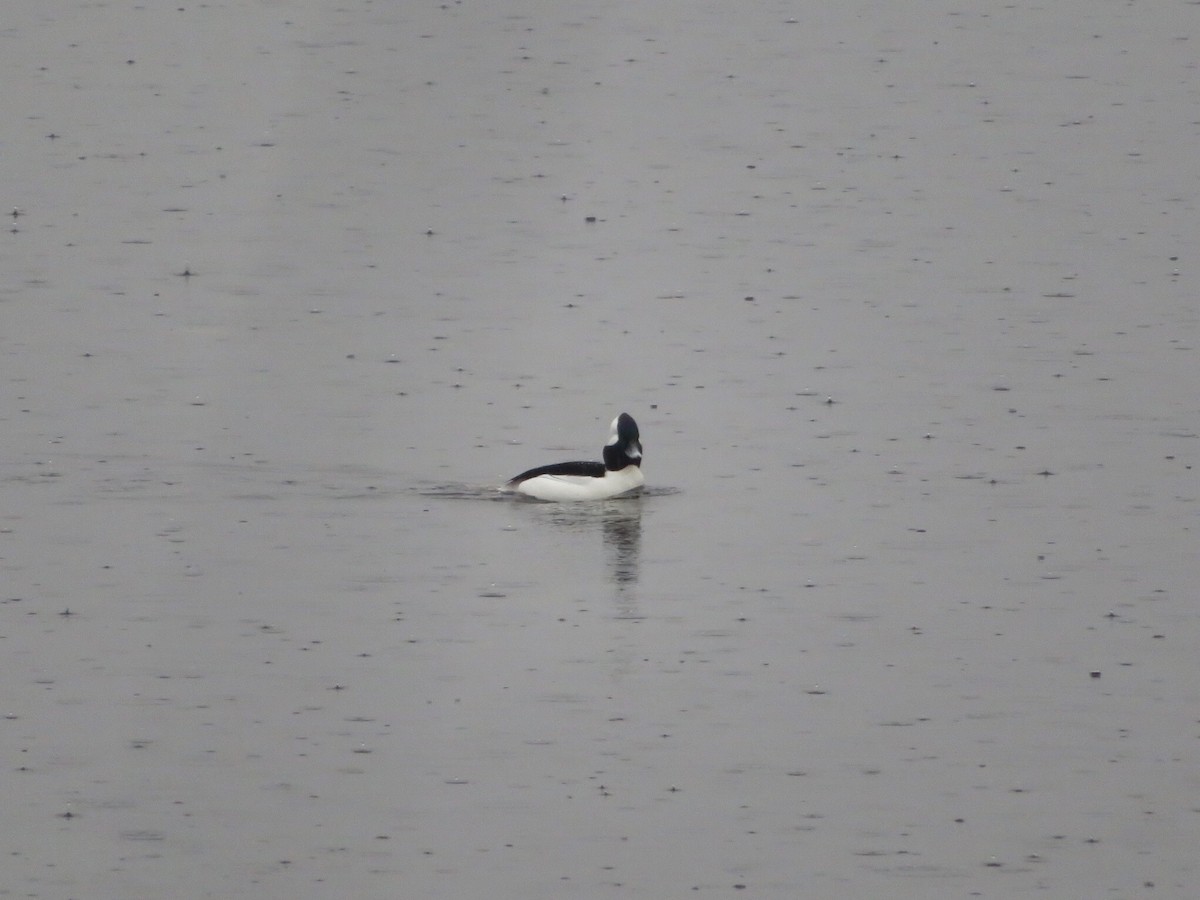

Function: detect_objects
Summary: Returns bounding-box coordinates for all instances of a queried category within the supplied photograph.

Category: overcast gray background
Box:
[3,2,1197,898]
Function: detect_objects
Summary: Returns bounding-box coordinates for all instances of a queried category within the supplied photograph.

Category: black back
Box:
[507,460,606,486]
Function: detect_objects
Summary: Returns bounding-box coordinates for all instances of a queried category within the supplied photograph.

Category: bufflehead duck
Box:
[505,413,645,501]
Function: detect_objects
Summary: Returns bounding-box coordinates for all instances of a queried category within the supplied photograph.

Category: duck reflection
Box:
[539,497,643,589]
[600,503,641,586]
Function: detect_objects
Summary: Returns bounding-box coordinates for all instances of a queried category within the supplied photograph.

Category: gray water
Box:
[3,1,1197,897]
